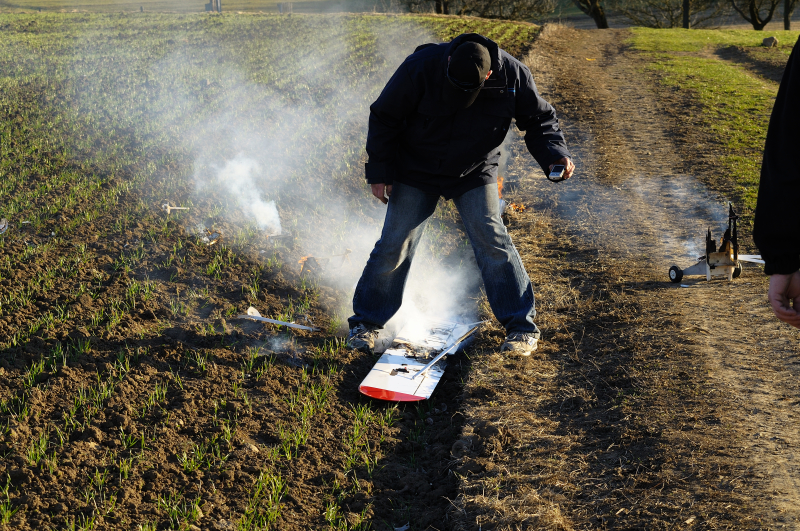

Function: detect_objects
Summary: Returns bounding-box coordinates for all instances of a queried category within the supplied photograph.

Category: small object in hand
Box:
[162,203,189,215]
[548,164,566,182]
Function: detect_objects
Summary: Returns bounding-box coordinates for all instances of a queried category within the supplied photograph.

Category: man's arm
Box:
[365,61,422,188]
[753,42,800,327]
[513,63,573,178]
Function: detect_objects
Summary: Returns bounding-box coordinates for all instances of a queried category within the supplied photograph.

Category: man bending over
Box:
[347,33,574,356]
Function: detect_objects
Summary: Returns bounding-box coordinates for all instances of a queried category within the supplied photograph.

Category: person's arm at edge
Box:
[754,41,800,328]
[768,272,800,327]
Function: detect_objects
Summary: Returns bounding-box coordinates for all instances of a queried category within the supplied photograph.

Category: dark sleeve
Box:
[513,63,571,175]
[365,62,421,185]
[753,42,800,275]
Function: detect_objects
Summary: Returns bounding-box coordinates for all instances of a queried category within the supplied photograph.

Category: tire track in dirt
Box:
[678,281,800,525]
[524,26,731,264]
[527,25,800,527]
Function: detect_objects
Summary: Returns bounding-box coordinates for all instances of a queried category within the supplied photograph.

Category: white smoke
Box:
[211,155,282,236]
[176,22,487,335]
[69,17,486,336]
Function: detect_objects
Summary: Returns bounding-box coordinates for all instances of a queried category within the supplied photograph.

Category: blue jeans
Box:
[348,182,540,337]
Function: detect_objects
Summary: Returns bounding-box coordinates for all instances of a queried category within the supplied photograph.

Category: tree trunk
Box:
[572,0,610,28]
[592,2,610,27]
[730,0,781,29]
[786,0,793,29]
[586,0,609,28]
[683,0,690,27]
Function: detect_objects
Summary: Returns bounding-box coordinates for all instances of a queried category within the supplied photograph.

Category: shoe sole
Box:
[501,342,539,357]
[347,339,374,354]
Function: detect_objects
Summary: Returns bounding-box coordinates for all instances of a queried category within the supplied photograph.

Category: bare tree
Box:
[404,0,555,18]
[785,0,799,29]
[609,0,724,27]
[729,0,781,29]
[572,0,610,28]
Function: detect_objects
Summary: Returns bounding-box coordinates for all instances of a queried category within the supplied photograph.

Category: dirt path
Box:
[527,26,800,527]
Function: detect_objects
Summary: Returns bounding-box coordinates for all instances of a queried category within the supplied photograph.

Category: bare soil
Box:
[450,26,800,530]
[0,187,476,529]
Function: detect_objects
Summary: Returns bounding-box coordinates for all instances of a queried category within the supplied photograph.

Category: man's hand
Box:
[768,271,800,328]
[550,157,575,180]
[371,183,392,204]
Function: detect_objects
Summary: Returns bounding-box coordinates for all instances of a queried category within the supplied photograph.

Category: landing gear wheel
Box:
[733,261,742,279]
[669,266,683,283]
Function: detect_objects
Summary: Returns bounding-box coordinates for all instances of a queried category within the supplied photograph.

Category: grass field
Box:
[0,0,376,14]
[0,0,581,15]
[0,12,540,530]
[630,28,799,221]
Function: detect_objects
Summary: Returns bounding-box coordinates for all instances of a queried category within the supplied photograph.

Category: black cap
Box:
[443,42,491,110]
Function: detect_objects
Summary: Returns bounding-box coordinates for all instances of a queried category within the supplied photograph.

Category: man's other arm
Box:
[513,63,573,178]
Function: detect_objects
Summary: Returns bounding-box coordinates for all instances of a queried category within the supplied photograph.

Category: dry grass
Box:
[449,201,758,529]
[444,25,797,530]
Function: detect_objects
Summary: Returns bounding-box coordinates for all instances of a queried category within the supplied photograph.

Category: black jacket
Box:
[365,33,570,199]
[753,42,800,275]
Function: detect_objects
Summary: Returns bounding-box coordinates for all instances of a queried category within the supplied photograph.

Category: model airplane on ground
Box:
[669,204,763,283]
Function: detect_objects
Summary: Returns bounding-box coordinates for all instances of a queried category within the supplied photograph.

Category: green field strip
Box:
[630,27,799,53]
[0,0,387,14]
[630,28,800,219]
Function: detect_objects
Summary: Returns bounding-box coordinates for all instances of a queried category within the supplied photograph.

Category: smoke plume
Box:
[151,17,485,335]
[207,155,282,236]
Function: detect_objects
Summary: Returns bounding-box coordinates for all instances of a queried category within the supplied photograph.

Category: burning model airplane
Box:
[359,320,484,401]
[668,204,763,283]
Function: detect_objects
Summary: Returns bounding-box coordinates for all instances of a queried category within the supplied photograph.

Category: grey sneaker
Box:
[347,324,379,353]
[500,332,539,356]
